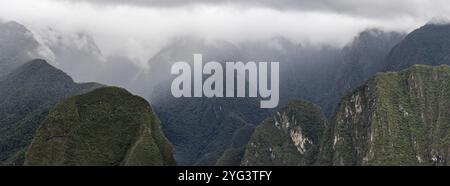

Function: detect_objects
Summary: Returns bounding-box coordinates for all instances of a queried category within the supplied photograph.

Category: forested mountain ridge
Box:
[0,59,101,165]
[25,87,176,166]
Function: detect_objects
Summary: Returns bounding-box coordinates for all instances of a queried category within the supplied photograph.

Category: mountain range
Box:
[1,19,450,166]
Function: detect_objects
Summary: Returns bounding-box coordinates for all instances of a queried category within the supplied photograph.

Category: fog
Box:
[1,0,446,67]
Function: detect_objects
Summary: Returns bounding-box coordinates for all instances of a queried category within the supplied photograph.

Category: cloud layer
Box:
[66,0,450,19]
[0,0,448,66]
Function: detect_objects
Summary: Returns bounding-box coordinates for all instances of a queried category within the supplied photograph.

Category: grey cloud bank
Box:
[65,0,450,19]
[0,0,448,67]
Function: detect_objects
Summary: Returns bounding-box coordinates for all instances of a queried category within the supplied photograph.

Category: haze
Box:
[0,0,448,67]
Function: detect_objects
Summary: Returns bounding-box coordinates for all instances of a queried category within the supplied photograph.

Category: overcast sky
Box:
[0,0,449,65]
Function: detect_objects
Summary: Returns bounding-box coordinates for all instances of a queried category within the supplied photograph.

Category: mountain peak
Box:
[6,59,74,84]
[23,58,51,67]
[0,21,28,33]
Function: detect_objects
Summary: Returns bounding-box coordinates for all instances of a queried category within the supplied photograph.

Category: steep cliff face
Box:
[24,87,176,166]
[241,100,327,166]
[322,65,450,165]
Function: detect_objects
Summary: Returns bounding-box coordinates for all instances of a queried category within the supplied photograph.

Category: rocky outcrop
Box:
[241,100,327,166]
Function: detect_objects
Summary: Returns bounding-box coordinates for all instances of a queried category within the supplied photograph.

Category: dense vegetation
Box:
[25,87,176,166]
[239,65,450,166]
[155,96,267,165]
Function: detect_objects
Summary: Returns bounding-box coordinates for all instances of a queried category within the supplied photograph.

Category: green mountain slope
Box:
[24,87,176,166]
[241,100,327,166]
[321,65,450,165]
[0,59,101,165]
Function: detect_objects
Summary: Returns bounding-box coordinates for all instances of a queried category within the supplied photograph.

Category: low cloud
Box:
[0,0,448,66]
[64,0,450,19]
